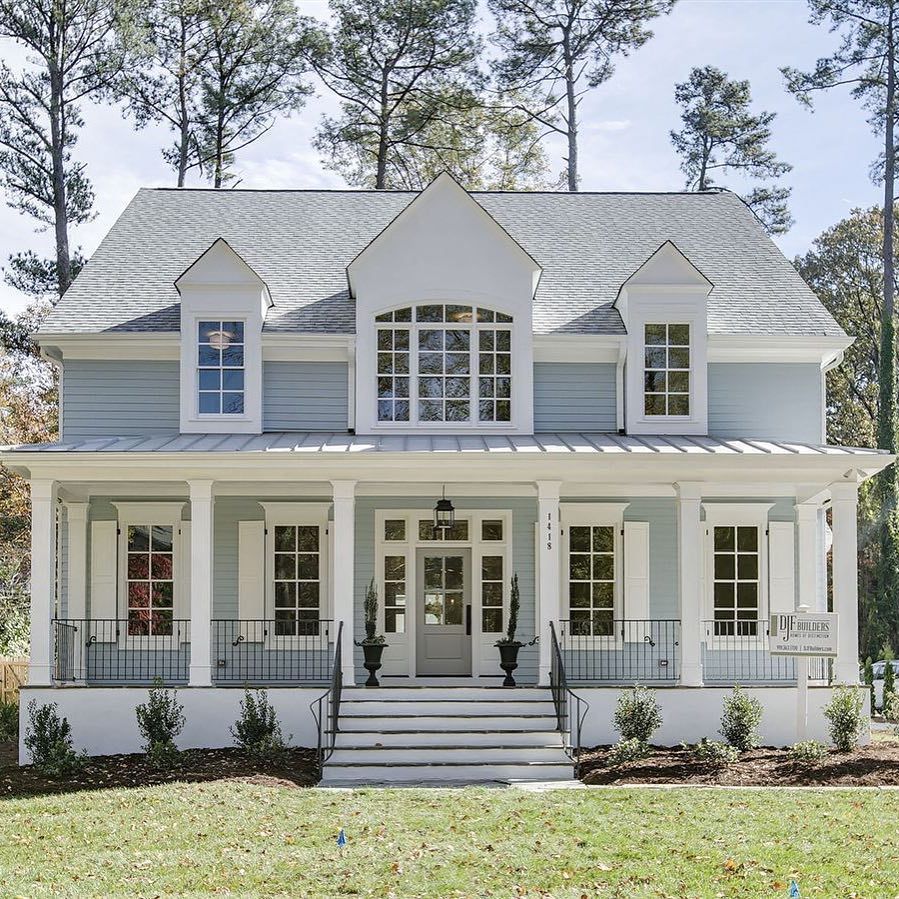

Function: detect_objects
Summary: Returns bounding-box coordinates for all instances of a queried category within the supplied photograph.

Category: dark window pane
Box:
[644,324,667,345]
[714,554,735,580]
[737,553,758,580]
[296,526,318,551]
[481,556,503,580]
[128,582,150,608]
[274,553,295,580]
[384,520,405,541]
[714,527,735,551]
[644,394,666,416]
[482,608,503,632]
[417,305,443,322]
[199,370,220,390]
[592,527,614,553]
[221,346,244,368]
[275,582,296,608]
[297,554,318,579]
[569,582,590,608]
[222,369,244,391]
[222,393,244,414]
[128,553,149,579]
[128,525,150,551]
[737,527,758,551]
[593,554,614,581]
[667,394,689,416]
[298,583,320,608]
[199,392,221,414]
[481,520,503,541]
[569,526,590,552]
[198,345,220,367]
[151,553,173,580]
[668,324,689,345]
[384,555,405,579]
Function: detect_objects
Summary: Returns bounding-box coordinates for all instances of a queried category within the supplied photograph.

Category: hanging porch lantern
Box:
[433,486,455,532]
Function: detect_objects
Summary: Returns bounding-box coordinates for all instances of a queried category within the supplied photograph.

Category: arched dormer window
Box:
[375,304,514,425]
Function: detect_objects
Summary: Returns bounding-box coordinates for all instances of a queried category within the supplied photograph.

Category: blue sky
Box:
[0,0,886,316]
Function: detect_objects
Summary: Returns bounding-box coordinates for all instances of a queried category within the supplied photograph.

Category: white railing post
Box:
[188,480,214,687]
[29,479,58,686]
[331,480,357,685]
[830,480,860,685]
[676,482,703,686]
[65,501,89,680]
[536,480,562,686]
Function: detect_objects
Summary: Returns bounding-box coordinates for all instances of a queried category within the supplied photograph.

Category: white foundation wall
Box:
[18,687,322,764]
[578,686,870,748]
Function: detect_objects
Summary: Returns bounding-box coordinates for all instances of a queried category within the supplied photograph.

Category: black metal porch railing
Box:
[211,619,335,684]
[52,618,191,684]
[701,619,828,684]
[311,621,343,767]
[556,618,681,684]
[549,621,588,774]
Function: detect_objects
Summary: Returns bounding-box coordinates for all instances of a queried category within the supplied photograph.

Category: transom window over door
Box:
[644,323,690,417]
[198,320,245,414]
[126,525,174,636]
[376,304,513,425]
[568,525,615,636]
[273,525,321,635]
[712,526,760,636]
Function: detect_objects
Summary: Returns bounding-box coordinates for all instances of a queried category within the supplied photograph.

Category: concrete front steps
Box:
[320,686,574,785]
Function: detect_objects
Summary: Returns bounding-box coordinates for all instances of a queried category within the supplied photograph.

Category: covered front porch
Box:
[14,432,886,696]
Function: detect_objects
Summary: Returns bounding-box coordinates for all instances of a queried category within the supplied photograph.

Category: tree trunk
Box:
[214,102,225,188]
[563,29,578,192]
[48,61,71,297]
[177,16,190,187]
[375,70,390,190]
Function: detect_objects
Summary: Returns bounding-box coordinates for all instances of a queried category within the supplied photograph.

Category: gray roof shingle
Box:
[40,187,843,338]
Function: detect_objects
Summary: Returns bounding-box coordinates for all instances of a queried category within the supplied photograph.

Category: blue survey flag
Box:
[789,881,800,898]
[337,828,347,848]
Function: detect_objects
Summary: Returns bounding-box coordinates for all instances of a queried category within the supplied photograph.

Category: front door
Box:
[416,549,471,676]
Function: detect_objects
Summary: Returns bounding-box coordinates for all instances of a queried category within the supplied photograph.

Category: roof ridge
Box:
[143,186,727,198]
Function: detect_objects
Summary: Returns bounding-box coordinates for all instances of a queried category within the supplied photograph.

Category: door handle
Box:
[465,604,471,635]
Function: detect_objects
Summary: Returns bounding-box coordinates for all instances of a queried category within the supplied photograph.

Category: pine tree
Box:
[670,66,792,234]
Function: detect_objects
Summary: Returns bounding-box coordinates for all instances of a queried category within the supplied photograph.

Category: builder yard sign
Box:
[769,612,838,657]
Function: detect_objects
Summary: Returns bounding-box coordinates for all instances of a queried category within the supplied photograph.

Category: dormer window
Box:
[197,320,245,415]
[375,304,514,426]
[643,323,691,417]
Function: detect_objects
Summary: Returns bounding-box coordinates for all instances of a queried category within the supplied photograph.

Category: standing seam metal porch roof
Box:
[2,432,887,457]
[40,187,843,338]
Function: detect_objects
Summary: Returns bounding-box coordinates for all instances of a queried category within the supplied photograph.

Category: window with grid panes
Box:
[643,323,690,416]
[568,525,615,636]
[273,525,321,636]
[126,525,175,636]
[197,320,245,414]
[418,518,470,541]
[712,526,760,636]
[383,555,406,633]
[375,305,513,425]
[481,555,504,632]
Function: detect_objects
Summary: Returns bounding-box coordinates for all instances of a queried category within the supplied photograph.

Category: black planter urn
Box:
[361,642,387,687]
[497,642,522,687]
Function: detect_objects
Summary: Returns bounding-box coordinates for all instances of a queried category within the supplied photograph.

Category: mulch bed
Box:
[0,742,319,799]
[579,743,899,786]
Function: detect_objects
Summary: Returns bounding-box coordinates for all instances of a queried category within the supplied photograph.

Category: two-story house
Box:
[4,173,891,782]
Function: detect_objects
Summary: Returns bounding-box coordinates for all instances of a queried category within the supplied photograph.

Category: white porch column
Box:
[831,481,860,684]
[331,480,357,685]
[795,502,819,611]
[188,480,214,687]
[65,502,89,680]
[676,482,703,686]
[29,479,58,686]
[536,480,562,686]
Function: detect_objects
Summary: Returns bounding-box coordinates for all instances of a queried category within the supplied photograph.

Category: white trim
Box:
[111,502,187,521]
[533,334,622,363]
[259,502,332,524]
[702,502,775,526]
[707,335,852,368]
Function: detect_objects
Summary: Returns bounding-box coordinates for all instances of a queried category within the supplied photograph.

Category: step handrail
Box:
[310,621,343,768]
[549,620,589,774]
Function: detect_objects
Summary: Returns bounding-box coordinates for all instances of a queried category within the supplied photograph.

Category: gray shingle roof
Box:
[40,187,843,337]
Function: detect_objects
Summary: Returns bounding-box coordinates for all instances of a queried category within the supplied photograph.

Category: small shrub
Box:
[719,686,763,752]
[23,700,82,775]
[613,686,662,743]
[824,685,865,752]
[689,738,739,767]
[231,689,288,758]
[883,660,896,708]
[607,737,650,767]
[0,700,18,742]
[883,693,899,735]
[790,740,828,765]
[135,682,185,769]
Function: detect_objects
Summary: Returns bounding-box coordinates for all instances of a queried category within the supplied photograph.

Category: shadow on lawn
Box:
[0,744,319,800]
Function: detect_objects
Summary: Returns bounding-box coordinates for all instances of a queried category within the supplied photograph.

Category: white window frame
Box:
[112,502,187,649]
[624,301,708,435]
[702,503,774,647]
[641,322,692,418]
[373,509,513,677]
[260,503,331,647]
[560,503,628,647]
[357,303,534,435]
[195,318,247,418]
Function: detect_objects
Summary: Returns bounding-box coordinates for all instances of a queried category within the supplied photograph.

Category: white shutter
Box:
[768,521,796,614]
[89,520,118,642]
[623,521,650,640]
[238,520,266,641]
[176,521,191,640]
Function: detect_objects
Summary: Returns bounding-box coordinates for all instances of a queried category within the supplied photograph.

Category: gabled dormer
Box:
[175,239,272,434]
[615,241,713,436]
[348,173,542,435]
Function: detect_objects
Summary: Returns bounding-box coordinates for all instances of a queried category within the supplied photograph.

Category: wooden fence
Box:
[0,657,28,704]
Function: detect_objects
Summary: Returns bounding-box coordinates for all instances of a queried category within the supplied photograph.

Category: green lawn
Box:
[0,782,896,897]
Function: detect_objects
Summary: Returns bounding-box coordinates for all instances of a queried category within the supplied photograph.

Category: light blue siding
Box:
[533,362,616,432]
[708,363,823,443]
[62,360,180,440]
[263,361,348,431]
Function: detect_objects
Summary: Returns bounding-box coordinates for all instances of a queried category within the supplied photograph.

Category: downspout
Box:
[615,340,627,433]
